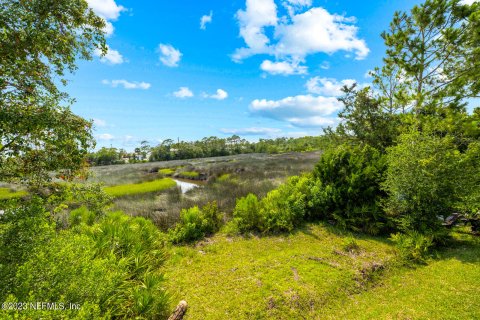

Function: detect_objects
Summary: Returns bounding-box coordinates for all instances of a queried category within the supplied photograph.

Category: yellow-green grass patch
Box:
[179,171,199,179]
[104,178,176,197]
[0,187,28,200]
[159,168,175,176]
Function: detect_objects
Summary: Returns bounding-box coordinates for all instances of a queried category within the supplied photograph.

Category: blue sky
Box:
[69,0,424,150]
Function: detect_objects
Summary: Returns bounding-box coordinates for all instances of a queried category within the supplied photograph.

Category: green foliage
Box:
[391,232,434,263]
[104,178,176,197]
[313,144,388,235]
[3,209,169,319]
[69,206,96,226]
[0,0,106,185]
[169,202,223,243]
[233,193,262,233]
[383,132,463,233]
[0,187,27,200]
[259,176,307,233]
[0,198,55,300]
[342,235,360,253]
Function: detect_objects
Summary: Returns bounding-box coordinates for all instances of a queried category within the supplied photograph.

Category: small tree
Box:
[382,132,463,233]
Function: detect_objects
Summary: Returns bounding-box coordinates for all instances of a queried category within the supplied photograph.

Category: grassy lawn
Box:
[0,187,27,200]
[163,223,396,319]
[325,233,480,320]
[104,178,176,197]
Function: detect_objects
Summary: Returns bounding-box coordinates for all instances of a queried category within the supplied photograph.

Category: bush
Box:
[383,132,463,234]
[169,201,223,243]
[313,144,388,234]
[259,176,306,233]
[391,232,434,263]
[0,198,55,301]
[69,206,96,226]
[232,193,262,233]
[3,208,170,319]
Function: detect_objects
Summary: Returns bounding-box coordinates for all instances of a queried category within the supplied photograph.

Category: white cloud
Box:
[200,11,213,30]
[233,2,369,71]
[102,79,151,90]
[173,87,194,98]
[86,0,125,20]
[233,0,278,61]
[97,133,115,141]
[103,20,114,37]
[249,94,342,127]
[260,59,307,75]
[93,118,107,127]
[305,77,356,96]
[158,44,182,67]
[220,127,281,135]
[459,0,477,5]
[204,89,228,100]
[95,45,124,64]
[320,61,330,70]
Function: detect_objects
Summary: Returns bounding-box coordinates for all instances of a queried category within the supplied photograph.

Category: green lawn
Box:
[104,178,176,197]
[163,224,395,319]
[163,226,480,319]
[325,233,480,320]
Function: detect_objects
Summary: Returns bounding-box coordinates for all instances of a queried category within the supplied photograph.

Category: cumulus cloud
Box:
[95,45,124,64]
[102,79,151,90]
[86,0,126,37]
[260,59,307,75]
[86,0,125,20]
[97,133,115,141]
[200,11,213,30]
[173,87,194,98]
[203,89,228,100]
[305,77,356,96]
[220,127,281,135]
[93,118,107,127]
[233,1,369,73]
[158,44,182,67]
[249,94,342,127]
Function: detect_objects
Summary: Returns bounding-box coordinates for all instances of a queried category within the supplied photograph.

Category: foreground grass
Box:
[0,187,27,200]
[163,224,395,319]
[104,178,176,197]
[325,232,480,320]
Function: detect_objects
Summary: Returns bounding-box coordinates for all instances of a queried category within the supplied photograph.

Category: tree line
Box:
[87,135,329,165]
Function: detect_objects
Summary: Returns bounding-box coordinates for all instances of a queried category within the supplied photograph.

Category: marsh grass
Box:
[0,187,27,200]
[104,178,176,197]
[93,152,322,229]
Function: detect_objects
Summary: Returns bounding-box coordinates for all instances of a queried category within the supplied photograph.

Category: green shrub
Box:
[313,144,388,235]
[342,235,360,253]
[383,133,463,234]
[169,202,223,243]
[233,193,262,232]
[390,232,434,263]
[4,208,169,319]
[0,198,55,300]
[259,176,306,233]
[69,206,96,226]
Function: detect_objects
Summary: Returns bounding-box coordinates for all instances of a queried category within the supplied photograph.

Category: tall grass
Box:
[104,178,176,197]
